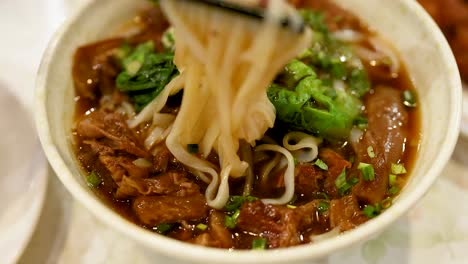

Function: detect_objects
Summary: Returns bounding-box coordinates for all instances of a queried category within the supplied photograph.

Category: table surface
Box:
[1,1,468,263]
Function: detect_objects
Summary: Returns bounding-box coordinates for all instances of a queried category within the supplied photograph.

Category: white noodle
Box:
[156,0,312,209]
[283,131,321,163]
[332,29,364,43]
[256,144,295,205]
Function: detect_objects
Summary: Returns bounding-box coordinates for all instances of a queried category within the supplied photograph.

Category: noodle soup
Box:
[72,0,420,250]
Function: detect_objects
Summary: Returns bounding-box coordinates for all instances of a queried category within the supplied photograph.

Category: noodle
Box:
[283,131,321,163]
[147,0,313,208]
[255,144,295,205]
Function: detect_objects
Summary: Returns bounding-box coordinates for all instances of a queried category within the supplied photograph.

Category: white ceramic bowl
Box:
[35,0,462,263]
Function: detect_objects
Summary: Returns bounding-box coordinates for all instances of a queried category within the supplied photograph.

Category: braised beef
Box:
[319,149,352,199]
[329,195,367,231]
[76,109,148,158]
[352,86,408,204]
[192,211,234,248]
[116,171,200,198]
[133,194,208,226]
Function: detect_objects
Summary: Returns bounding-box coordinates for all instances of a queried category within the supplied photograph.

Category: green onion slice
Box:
[224,210,241,229]
[367,146,375,158]
[391,163,407,175]
[389,174,397,186]
[287,204,297,209]
[252,238,267,250]
[86,171,102,188]
[318,201,330,213]
[358,162,375,181]
[402,90,417,108]
[388,186,400,195]
[196,223,208,231]
[314,159,329,170]
[155,223,173,234]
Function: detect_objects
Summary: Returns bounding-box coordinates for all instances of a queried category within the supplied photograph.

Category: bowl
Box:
[35,0,462,263]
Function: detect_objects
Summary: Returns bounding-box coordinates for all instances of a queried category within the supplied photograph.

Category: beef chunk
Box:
[329,195,367,231]
[76,109,148,158]
[237,201,300,248]
[152,146,172,173]
[133,194,208,226]
[320,149,352,199]
[116,171,200,198]
[294,164,324,199]
[192,211,234,248]
[99,155,150,183]
[353,86,409,204]
[73,38,123,99]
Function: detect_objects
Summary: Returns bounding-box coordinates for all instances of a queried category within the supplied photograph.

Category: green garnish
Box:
[196,223,208,231]
[224,210,240,229]
[115,41,179,112]
[358,162,375,181]
[388,186,400,195]
[266,10,370,141]
[391,163,407,175]
[224,195,258,212]
[314,159,329,170]
[86,171,102,188]
[252,238,267,250]
[155,223,173,234]
[402,90,417,108]
[363,205,378,218]
[389,174,397,186]
[367,146,375,158]
[335,169,359,195]
[317,201,330,213]
[187,144,199,154]
[287,204,297,209]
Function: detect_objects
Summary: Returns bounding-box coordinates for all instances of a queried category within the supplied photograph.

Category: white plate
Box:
[0,85,48,264]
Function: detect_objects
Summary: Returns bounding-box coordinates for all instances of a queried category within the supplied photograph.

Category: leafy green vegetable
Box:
[267,10,369,140]
[115,41,178,112]
[86,171,102,188]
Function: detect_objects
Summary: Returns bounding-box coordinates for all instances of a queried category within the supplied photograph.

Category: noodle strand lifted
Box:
[142,0,313,209]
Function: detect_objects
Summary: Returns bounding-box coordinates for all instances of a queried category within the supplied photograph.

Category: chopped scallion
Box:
[224,195,258,212]
[314,159,329,170]
[354,116,368,130]
[155,223,173,234]
[388,186,400,195]
[335,169,359,196]
[367,146,375,158]
[391,163,407,175]
[252,238,267,250]
[287,204,297,209]
[389,174,397,186]
[196,223,208,231]
[86,171,102,188]
[363,205,377,218]
[224,210,241,229]
[318,201,330,213]
[187,144,199,154]
[402,90,417,108]
[358,163,375,181]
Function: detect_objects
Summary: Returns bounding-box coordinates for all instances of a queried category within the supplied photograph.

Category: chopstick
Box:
[175,0,306,33]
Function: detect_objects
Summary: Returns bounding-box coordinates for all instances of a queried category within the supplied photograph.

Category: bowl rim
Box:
[35,0,462,263]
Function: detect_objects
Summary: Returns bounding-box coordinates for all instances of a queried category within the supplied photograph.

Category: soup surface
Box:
[72,0,420,250]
